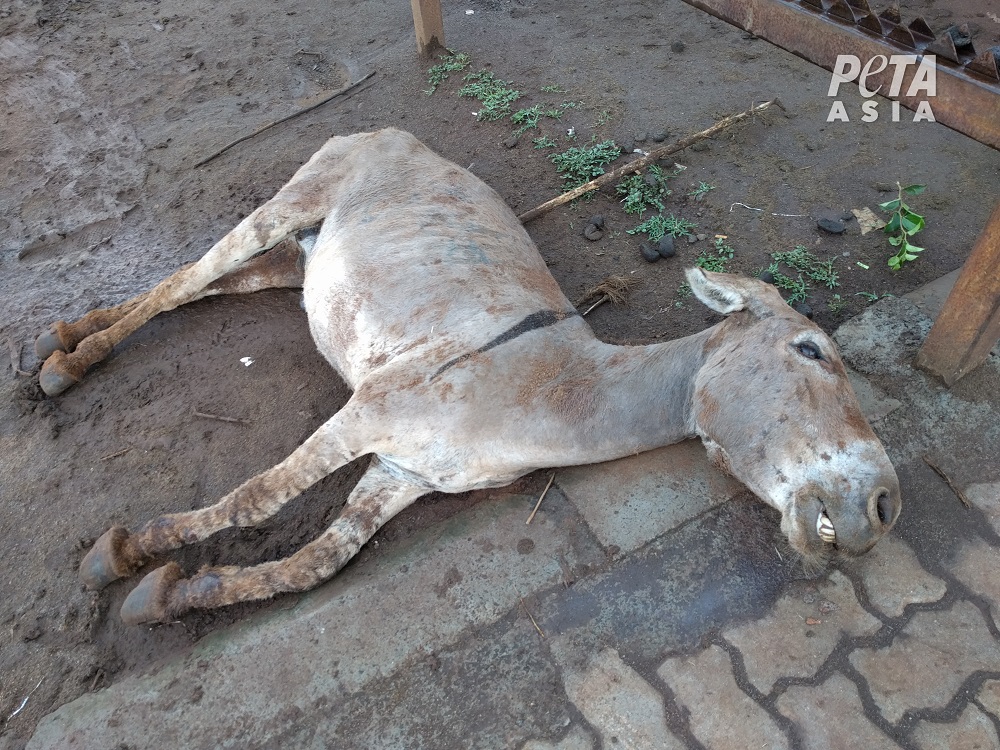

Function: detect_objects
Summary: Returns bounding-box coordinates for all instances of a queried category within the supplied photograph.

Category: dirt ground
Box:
[1,0,999,743]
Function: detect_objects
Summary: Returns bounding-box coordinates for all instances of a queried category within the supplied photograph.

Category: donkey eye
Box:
[796,341,823,360]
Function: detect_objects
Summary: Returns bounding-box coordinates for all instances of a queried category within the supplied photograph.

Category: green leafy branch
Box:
[880,183,926,271]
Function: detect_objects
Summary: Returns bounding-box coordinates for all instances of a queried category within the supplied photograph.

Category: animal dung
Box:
[657,235,675,258]
[639,243,660,263]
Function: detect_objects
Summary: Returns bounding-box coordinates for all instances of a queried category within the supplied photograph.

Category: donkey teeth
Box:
[817,511,837,544]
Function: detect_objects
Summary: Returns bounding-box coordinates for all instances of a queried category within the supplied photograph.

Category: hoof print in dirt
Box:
[793,302,814,320]
[583,224,603,241]
[657,235,675,258]
[817,217,846,234]
[759,270,775,284]
[640,243,661,263]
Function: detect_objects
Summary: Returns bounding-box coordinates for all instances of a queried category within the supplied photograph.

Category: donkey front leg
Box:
[117,459,425,625]
[79,412,359,591]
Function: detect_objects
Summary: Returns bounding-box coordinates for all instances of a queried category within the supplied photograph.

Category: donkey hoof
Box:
[38,354,81,397]
[121,562,186,626]
[79,527,131,591]
[34,325,68,360]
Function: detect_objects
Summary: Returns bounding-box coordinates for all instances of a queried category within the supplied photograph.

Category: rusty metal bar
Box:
[915,200,1000,385]
[679,0,1000,150]
[410,0,445,58]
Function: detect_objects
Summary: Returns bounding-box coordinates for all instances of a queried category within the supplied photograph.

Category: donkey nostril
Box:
[876,490,892,526]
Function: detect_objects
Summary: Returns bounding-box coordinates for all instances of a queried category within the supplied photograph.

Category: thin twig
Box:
[729,202,807,218]
[581,297,609,316]
[100,447,132,461]
[518,99,780,223]
[194,70,376,167]
[526,473,556,525]
[922,454,971,508]
[295,49,324,62]
[5,678,43,722]
[519,597,546,638]
[193,410,250,425]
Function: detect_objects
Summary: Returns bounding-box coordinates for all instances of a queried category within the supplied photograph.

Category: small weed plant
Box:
[549,140,621,188]
[771,245,839,288]
[827,294,846,314]
[688,182,715,198]
[511,102,579,135]
[425,51,471,94]
[616,166,671,215]
[695,236,735,273]
[511,105,545,135]
[532,135,557,149]
[628,214,697,243]
[881,183,927,270]
[459,70,522,121]
[763,245,840,305]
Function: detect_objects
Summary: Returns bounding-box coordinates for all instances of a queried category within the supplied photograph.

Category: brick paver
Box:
[776,673,898,749]
[966,482,1000,535]
[850,601,1000,723]
[556,439,741,553]
[977,679,1000,720]
[950,538,1000,625]
[724,571,881,694]
[844,534,945,617]
[560,648,683,750]
[912,703,1000,750]
[521,726,594,750]
[658,645,789,750]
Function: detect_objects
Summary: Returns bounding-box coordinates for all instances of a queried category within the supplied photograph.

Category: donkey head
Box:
[686,268,901,565]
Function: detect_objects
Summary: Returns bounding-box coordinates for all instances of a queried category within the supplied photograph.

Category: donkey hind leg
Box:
[79,410,359,592]
[118,458,425,625]
[37,132,365,397]
[35,239,306,361]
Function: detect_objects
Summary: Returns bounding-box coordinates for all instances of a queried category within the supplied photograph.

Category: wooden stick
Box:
[100,447,132,461]
[194,71,377,168]
[922,454,971,508]
[519,597,546,638]
[517,99,780,223]
[193,410,250,425]
[581,297,609,317]
[526,473,556,525]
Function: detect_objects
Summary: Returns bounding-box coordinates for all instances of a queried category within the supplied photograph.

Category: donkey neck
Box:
[547,322,718,464]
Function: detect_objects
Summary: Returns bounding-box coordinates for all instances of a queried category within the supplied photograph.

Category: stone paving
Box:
[23,279,1000,748]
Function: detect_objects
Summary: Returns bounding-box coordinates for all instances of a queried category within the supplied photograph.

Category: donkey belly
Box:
[300,133,574,387]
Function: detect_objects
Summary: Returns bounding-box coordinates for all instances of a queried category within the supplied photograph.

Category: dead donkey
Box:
[34,129,901,625]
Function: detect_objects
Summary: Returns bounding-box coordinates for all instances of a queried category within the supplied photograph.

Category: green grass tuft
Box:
[549,140,621,189]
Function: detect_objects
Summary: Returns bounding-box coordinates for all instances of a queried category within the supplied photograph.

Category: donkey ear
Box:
[685,267,747,314]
